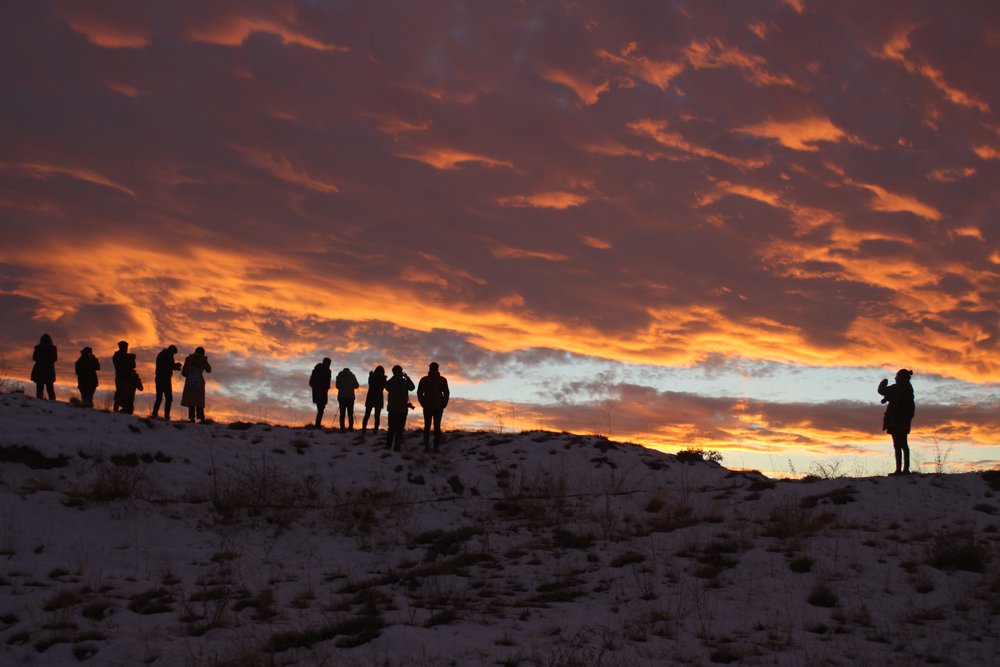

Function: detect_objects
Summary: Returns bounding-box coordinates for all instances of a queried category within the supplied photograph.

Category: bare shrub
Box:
[676,448,723,465]
[927,531,990,573]
[82,464,149,502]
[210,452,318,520]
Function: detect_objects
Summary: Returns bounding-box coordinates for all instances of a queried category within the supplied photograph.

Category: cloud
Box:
[735,116,848,151]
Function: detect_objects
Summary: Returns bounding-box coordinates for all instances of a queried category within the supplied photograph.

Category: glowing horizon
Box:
[1,1,998,476]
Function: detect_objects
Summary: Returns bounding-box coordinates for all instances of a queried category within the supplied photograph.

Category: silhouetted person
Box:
[417,362,450,452]
[152,345,181,420]
[31,334,58,400]
[336,367,360,432]
[384,365,415,451]
[121,353,143,415]
[878,369,915,475]
[310,358,332,428]
[112,340,130,412]
[362,365,387,433]
[74,347,100,408]
[181,347,212,422]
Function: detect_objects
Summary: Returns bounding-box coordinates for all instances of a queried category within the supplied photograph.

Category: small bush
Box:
[927,531,989,573]
[676,448,723,464]
[0,445,69,469]
[807,580,838,607]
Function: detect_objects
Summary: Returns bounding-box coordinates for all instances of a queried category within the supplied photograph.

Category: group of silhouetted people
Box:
[29,335,212,422]
[31,333,920,471]
[310,360,449,453]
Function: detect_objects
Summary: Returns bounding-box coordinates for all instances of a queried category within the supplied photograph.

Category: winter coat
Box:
[31,343,57,384]
[155,348,181,389]
[877,379,914,435]
[309,364,332,405]
[112,349,131,380]
[365,370,387,409]
[417,371,450,412]
[385,373,415,413]
[181,353,212,408]
[335,369,359,400]
[75,353,100,390]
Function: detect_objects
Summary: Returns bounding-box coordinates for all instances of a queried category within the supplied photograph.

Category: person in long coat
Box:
[417,362,450,452]
[31,334,58,400]
[152,345,181,420]
[309,358,332,428]
[181,347,212,422]
[74,347,100,408]
[112,341,130,412]
[384,365,414,451]
[335,367,360,432]
[877,369,915,475]
[362,365,387,433]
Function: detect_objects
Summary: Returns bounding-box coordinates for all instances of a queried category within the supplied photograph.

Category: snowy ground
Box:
[0,392,997,666]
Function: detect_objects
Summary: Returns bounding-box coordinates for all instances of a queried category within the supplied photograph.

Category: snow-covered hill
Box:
[0,392,997,666]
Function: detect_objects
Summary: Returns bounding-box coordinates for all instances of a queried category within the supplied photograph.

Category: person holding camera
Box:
[310,358,332,428]
[384,365,415,451]
[181,347,212,422]
[152,345,182,420]
[877,369,915,475]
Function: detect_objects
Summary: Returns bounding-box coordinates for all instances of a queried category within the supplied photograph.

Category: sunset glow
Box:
[1,1,997,476]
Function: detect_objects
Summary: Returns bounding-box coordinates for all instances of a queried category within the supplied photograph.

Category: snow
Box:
[0,392,997,665]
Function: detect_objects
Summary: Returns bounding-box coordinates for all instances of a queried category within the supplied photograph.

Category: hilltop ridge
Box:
[0,392,997,665]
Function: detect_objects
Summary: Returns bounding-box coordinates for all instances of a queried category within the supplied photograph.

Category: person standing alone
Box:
[417,362,450,452]
[310,358,332,428]
[877,369,915,475]
[152,345,181,420]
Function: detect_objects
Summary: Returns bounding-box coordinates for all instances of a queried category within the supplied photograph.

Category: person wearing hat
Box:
[417,362,450,452]
[877,369,915,475]
[112,340,130,412]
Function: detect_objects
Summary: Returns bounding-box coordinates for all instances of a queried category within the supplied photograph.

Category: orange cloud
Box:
[598,43,684,91]
[103,81,150,98]
[490,245,568,262]
[186,16,349,51]
[684,38,796,87]
[399,148,513,171]
[974,145,1000,160]
[496,191,588,209]
[878,28,990,113]
[64,17,151,48]
[582,236,612,250]
[0,162,135,197]
[541,69,610,105]
[629,119,767,168]
[735,116,848,150]
[857,182,942,220]
[230,145,339,194]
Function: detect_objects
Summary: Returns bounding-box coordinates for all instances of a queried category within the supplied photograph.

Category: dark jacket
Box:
[877,379,915,435]
[336,369,359,400]
[365,370,387,408]
[181,352,212,408]
[31,343,58,384]
[155,348,181,385]
[75,353,100,389]
[112,349,131,380]
[385,373,415,413]
[417,370,450,412]
[310,364,332,405]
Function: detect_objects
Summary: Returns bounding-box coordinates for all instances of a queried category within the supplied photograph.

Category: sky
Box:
[1,0,998,476]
